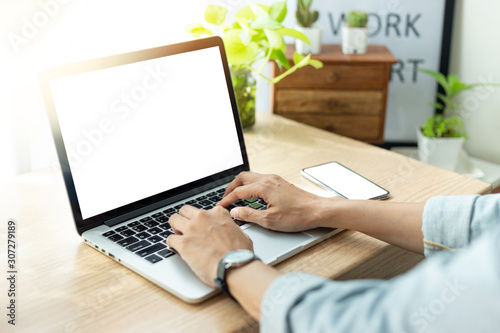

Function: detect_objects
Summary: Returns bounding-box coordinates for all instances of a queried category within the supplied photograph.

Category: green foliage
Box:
[186,1,323,84]
[422,115,467,138]
[296,0,319,28]
[347,10,368,28]
[419,68,500,138]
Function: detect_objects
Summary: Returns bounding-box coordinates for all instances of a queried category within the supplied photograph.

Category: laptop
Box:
[39,36,342,303]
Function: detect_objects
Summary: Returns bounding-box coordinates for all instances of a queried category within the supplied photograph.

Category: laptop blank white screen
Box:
[49,46,244,219]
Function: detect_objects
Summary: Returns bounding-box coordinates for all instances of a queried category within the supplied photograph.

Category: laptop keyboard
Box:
[101,188,267,264]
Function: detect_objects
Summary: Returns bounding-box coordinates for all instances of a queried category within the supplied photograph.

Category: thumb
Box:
[230,206,265,223]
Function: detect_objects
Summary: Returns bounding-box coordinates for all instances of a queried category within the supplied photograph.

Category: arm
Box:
[218,172,425,254]
[261,224,500,332]
[422,194,500,256]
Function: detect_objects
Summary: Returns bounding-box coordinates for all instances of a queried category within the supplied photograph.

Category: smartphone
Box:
[301,162,390,200]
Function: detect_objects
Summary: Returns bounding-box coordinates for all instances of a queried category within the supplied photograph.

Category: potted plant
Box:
[186,2,322,129]
[295,0,321,54]
[341,10,368,54]
[417,69,500,171]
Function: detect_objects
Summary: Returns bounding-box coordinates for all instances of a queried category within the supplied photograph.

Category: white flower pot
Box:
[341,25,368,54]
[295,26,322,54]
[416,127,465,171]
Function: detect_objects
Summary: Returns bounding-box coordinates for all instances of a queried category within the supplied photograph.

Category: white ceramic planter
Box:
[295,26,322,54]
[341,25,368,54]
[416,127,465,171]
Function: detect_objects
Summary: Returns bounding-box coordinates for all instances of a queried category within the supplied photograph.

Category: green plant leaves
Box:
[264,29,283,49]
[187,1,324,83]
[422,115,466,138]
[223,30,259,65]
[250,16,283,30]
[185,23,213,37]
[205,5,227,25]
[278,28,310,44]
[270,49,290,69]
[269,1,287,23]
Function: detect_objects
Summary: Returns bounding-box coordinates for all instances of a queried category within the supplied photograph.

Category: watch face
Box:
[224,249,255,264]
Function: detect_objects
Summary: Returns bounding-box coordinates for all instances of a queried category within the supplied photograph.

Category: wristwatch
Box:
[214,249,259,301]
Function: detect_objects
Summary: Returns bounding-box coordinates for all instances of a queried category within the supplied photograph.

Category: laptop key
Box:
[143,221,159,228]
[108,234,124,242]
[102,230,116,237]
[132,225,148,232]
[120,229,136,237]
[155,216,168,222]
[209,196,219,202]
[225,204,237,211]
[163,208,175,214]
[117,236,140,247]
[136,232,151,240]
[159,230,174,238]
[145,254,163,263]
[249,202,264,210]
[126,240,152,252]
[157,249,176,258]
[115,226,128,232]
[152,212,164,218]
[148,235,163,243]
[191,203,203,209]
[159,223,171,230]
[148,227,162,235]
[186,200,197,205]
[136,243,167,257]
[199,200,212,206]
[140,217,153,222]
[127,221,141,227]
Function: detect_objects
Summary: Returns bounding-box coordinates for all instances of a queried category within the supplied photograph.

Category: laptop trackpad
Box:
[244,225,313,264]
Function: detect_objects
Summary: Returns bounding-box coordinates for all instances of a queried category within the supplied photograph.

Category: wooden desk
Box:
[0,113,491,332]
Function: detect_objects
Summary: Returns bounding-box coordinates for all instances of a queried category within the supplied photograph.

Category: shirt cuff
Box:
[260,272,327,333]
[422,195,479,257]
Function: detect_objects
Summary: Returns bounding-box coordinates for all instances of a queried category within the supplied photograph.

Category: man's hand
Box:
[166,205,253,287]
[217,172,339,232]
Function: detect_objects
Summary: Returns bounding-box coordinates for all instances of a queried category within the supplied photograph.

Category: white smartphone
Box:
[301,162,390,200]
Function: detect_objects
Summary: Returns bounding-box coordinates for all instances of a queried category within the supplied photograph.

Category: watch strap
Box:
[214,262,236,302]
[214,251,259,302]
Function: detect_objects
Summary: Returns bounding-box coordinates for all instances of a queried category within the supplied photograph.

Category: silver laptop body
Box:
[40,37,341,303]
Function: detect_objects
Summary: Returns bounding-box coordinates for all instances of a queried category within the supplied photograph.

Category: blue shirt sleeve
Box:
[260,194,500,332]
[422,194,500,256]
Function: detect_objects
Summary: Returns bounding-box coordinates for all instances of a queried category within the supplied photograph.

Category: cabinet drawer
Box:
[274,90,382,116]
[276,113,381,141]
[274,64,386,90]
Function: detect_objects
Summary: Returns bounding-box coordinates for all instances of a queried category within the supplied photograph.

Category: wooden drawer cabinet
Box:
[271,44,397,143]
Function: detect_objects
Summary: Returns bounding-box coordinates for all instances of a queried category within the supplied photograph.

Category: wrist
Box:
[214,249,259,301]
[309,196,350,229]
[225,260,281,320]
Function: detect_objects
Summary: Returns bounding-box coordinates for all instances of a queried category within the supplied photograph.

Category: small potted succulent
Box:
[342,10,369,54]
[186,1,322,129]
[295,0,321,54]
[417,69,500,171]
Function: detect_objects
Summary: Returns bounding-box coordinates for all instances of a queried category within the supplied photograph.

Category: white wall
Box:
[450,0,500,164]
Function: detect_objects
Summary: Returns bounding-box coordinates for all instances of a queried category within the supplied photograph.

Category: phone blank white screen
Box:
[304,162,388,200]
